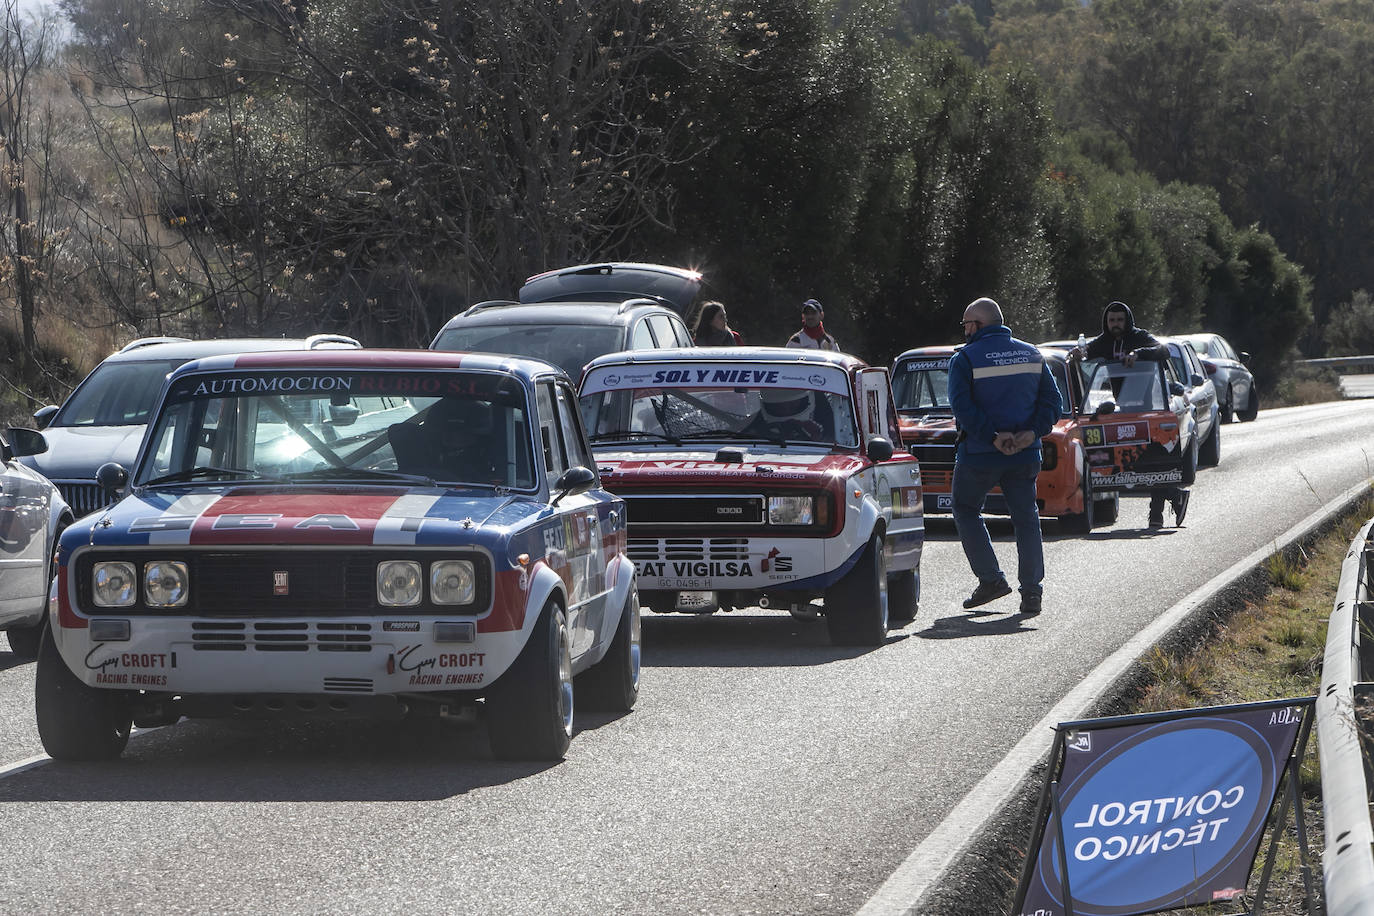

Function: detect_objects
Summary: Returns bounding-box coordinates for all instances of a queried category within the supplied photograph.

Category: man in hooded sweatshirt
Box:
[948,297,1062,616]
[1070,300,1189,529]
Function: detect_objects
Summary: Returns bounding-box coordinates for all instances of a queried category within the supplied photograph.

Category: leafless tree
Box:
[61,0,724,343]
[0,0,62,357]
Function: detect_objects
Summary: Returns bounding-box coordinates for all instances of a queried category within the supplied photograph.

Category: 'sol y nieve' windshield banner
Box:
[1015,699,1309,916]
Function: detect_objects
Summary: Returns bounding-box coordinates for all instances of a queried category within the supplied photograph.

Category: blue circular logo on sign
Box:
[1036,717,1282,913]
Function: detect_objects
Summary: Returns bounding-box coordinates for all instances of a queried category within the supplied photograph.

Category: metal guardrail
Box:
[1317,516,1374,914]
[1302,356,1374,372]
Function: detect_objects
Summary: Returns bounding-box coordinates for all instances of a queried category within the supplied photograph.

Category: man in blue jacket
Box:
[948,297,1063,616]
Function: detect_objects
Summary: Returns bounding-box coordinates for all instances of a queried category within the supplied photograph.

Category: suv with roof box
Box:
[429,262,697,379]
[23,334,359,517]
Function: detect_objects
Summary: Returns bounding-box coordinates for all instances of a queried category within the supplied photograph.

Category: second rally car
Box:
[578,347,923,647]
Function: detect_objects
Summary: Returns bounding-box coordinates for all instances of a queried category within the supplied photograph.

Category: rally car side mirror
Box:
[552,465,597,506]
[1190,373,1205,387]
[1169,381,1186,397]
[96,461,130,498]
[1092,401,1117,419]
[865,437,894,463]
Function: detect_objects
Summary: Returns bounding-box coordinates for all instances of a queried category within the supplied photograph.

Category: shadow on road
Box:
[0,710,635,803]
[640,614,902,668]
[0,651,32,673]
[914,610,1040,640]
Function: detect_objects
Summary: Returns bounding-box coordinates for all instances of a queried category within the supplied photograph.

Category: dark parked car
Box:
[0,428,73,659]
[429,262,698,379]
[22,334,359,517]
[1180,332,1257,423]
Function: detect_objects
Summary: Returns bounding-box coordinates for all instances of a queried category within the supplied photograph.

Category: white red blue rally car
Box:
[37,350,638,761]
[578,347,923,646]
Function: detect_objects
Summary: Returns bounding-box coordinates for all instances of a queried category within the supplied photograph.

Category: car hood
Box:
[72,485,539,549]
[593,447,866,487]
[897,415,957,441]
[19,424,147,480]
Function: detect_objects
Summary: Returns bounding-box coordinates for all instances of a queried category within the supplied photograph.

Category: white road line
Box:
[858,478,1371,916]
[0,754,50,780]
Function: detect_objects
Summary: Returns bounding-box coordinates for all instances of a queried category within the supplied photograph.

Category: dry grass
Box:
[1123,496,1374,914]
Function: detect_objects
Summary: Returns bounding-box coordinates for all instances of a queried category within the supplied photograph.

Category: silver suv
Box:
[24,334,359,516]
[430,262,698,379]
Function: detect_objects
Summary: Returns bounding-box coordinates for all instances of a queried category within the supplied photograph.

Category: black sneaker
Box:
[1171,490,1190,527]
[1147,512,1164,529]
[1020,594,1042,616]
[963,578,1012,609]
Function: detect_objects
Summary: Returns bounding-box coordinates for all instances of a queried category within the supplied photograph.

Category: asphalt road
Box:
[2,400,1372,915]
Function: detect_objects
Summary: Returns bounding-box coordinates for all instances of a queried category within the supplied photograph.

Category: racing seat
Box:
[389,398,501,483]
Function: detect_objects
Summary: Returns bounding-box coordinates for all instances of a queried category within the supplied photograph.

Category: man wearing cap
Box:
[948,296,1062,617]
[786,299,840,351]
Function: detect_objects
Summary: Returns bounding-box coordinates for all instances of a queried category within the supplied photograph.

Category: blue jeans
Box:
[952,460,1044,598]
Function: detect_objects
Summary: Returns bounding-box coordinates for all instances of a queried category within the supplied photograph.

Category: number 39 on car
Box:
[38,350,639,762]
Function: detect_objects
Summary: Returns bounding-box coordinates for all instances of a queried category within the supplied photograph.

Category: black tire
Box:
[35,625,131,761]
[1058,474,1095,534]
[1179,434,1199,486]
[486,599,574,761]
[1095,493,1120,526]
[575,588,641,713]
[887,569,919,623]
[1238,386,1259,422]
[1199,417,1221,467]
[5,622,43,659]
[1219,386,1234,424]
[824,532,889,647]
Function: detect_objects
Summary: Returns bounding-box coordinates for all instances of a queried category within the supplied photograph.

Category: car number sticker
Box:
[1083,425,1105,447]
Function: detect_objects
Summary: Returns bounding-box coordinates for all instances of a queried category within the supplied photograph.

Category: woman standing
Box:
[692,301,742,346]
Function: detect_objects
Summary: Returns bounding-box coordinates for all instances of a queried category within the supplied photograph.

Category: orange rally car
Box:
[892,345,1120,532]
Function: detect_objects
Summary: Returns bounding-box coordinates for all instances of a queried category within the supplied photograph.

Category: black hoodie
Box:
[1083,301,1168,362]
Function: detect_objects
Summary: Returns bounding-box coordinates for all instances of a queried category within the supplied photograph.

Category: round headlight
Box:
[144,561,189,607]
[93,561,137,607]
[377,560,423,606]
[431,560,476,605]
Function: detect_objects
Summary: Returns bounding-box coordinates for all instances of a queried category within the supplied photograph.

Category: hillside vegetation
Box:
[2,0,1370,420]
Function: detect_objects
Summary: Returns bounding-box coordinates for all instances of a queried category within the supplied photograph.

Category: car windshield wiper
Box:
[588,431,682,445]
[675,429,759,441]
[143,466,271,486]
[284,467,437,486]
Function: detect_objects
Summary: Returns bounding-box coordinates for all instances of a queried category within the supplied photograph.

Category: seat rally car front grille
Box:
[74,549,492,617]
[628,538,750,564]
[621,494,765,526]
[190,621,374,652]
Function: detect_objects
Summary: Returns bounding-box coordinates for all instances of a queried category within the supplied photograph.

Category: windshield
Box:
[433,324,622,378]
[895,356,1074,419]
[892,358,951,415]
[1081,360,1169,413]
[140,369,536,489]
[55,358,188,427]
[580,362,859,448]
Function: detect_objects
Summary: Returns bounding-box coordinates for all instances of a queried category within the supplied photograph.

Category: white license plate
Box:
[675,590,716,610]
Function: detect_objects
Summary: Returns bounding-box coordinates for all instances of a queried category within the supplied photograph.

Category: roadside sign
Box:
[1013,697,1313,916]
